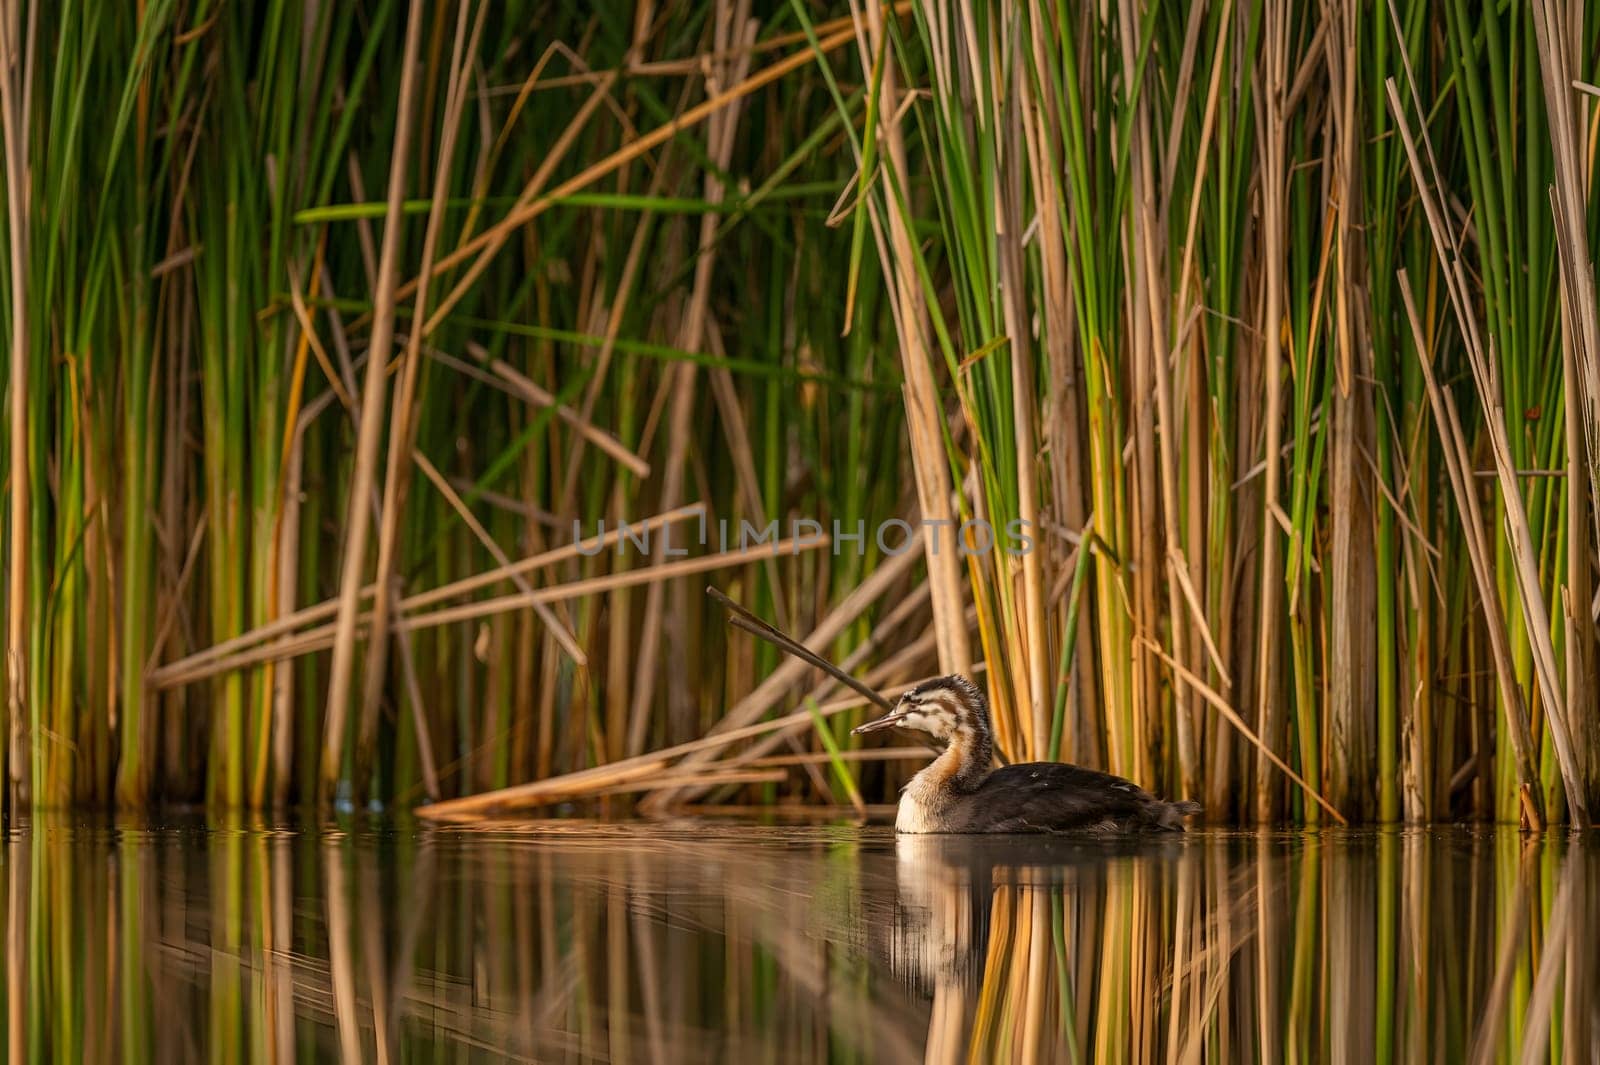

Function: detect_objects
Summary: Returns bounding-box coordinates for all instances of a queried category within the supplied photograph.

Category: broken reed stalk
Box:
[415,683,921,818]
[637,530,932,810]
[706,585,894,713]
[635,590,960,817]
[148,504,704,688]
[159,533,825,689]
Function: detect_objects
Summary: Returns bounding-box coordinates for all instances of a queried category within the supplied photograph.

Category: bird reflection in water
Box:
[887,833,1195,1064]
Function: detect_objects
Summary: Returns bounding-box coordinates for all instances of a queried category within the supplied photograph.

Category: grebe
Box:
[852,675,1201,834]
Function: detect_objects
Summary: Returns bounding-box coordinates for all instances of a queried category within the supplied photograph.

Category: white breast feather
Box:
[895,761,950,833]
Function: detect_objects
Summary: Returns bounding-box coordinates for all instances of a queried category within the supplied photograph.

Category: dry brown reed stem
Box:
[670,803,900,820]
[1119,0,1197,793]
[548,65,693,541]
[320,0,427,799]
[463,4,909,91]
[684,609,957,792]
[159,534,825,688]
[704,323,793,635]
[1457,353,1586,819]
[933,6,1051,761]
[1388,43,1587,818]
[662,591,957,805]
[1167,547,1230,685]
[1530,4,1600,526]
[1395,271,1546,825]
[463,343,649,478]
[554,162,661,513]
[1531,0,1600,792]
[443,477,558,526]
[0,0,32,802]
[416,674,942,817]
[399,13,876,334]
[1018,0,1094,763]
[267,395,306,806]
[409,70,618,337]
[1010,185,1050,761]
[412,449,584,664]
[586,768,788,798]
[1155,332,1206,790]
[1113,0,1166,791]
[396,536,825,631]
[1556,223,1598,806]
[393,611,440,802]
[261,246,333,806]
[1252,0,1292,824]
[1322,0,1378,821]
[629,5,755,759]
[1140,637,1348,825]
[356,0,489,799]
[738,748,928,768]
[846,0,970,679]
[144,516,208,673]
[707,585,894,712]
[394,506,696,610]
[1388,58,1588,821]
[148,504,703,687]
[286,263,354,414]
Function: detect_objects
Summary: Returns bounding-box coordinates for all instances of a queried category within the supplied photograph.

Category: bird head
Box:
[851,675,989,742]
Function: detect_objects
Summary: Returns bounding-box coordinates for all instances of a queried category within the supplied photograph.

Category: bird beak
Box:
[852,706,908,735]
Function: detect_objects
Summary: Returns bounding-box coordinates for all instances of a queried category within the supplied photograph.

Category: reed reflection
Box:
[0,819,1592,1063]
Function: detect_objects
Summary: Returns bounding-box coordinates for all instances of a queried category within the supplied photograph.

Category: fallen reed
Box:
[1,0,1599,823]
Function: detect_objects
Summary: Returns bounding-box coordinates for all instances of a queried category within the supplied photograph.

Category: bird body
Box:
[853,675,1200,834]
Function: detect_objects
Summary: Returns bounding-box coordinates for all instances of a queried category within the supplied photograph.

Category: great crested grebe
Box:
[852,675,1201,834]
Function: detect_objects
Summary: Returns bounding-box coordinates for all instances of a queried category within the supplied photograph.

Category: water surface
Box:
[1,816,1593,1062]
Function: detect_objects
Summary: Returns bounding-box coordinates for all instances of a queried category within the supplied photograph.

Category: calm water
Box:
[0,816,1595,1063]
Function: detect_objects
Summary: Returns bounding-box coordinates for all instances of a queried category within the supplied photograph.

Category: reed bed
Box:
[1,818,1594,1062]
[1,1,1599,823]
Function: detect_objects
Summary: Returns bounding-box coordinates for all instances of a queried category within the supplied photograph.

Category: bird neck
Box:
[942,723,992,791]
